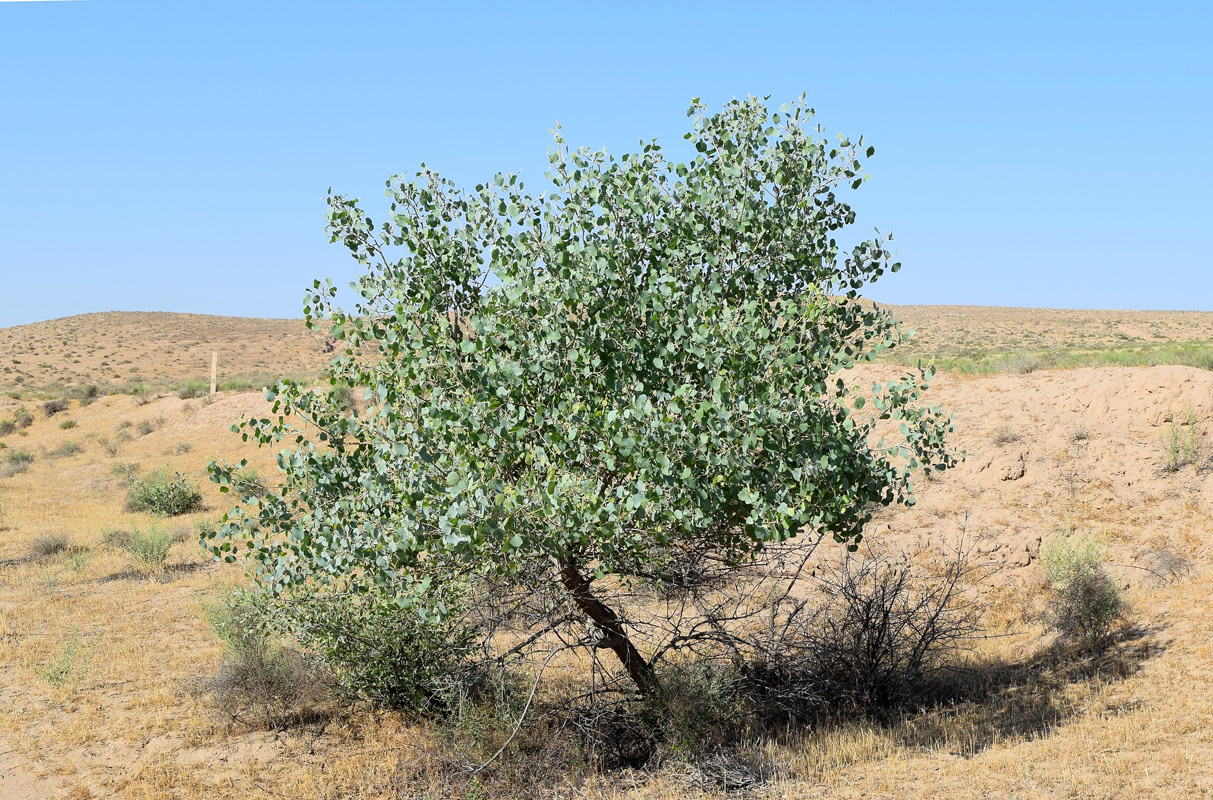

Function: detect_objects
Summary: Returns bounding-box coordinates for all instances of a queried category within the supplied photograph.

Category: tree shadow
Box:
[889,625,1163,757]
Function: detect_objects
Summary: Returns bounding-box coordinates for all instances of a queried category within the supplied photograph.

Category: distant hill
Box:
[0,312,331,395]
[3,305,1213,395]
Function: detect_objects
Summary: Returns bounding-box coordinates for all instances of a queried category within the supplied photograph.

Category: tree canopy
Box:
[206,96,957,693]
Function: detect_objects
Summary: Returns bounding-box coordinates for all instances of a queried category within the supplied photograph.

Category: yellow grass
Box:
[0,311,1212,798]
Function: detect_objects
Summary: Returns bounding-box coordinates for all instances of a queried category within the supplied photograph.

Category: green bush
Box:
[126,469,204,516]
[1,450,34,478]
[50,440,82,459]
[1160,409,1201,472]
[58,419,77,430]
[263,587,482,711]
[205,589,320,717]
[0,420,14,436]
[120,526,176,572]
[1042,536,1126,648]
[177,380,209,399]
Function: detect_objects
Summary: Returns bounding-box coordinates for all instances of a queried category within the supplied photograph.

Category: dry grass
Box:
[1,310,1213,798]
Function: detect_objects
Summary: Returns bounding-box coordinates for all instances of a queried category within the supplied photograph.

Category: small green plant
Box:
[126,469,204,516]
[136,419,156,436]
[121,525,176,573]
[50,440,82,459]
[0,420,14,436]
[1,450,35,478]
[58,419,77,430]
[205,589,318,716]
[1160,408,1201,472]
[177,380,209,399]
[1041,535,1126,648]
[36,631,91,689]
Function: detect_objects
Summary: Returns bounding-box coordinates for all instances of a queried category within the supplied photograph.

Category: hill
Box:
[3,306,1212,397]
[0,312,331,395]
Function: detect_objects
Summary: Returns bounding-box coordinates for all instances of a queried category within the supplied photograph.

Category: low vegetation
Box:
[125,468,204,516]
[1041,536,1127,649]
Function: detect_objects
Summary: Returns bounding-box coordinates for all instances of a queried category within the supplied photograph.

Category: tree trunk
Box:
[558,557,658,694]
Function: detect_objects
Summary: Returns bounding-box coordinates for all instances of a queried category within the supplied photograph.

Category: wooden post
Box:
[210,352,217,396]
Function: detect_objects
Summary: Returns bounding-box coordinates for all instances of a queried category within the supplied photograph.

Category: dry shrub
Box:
[1042,536,1127,649]
[205,589,326,727]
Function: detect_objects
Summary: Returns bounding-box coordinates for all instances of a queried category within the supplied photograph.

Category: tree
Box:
[206,96,957,696]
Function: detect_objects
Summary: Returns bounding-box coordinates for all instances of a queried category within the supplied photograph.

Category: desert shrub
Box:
[101,527,134,550]
[0,420,14,436]
[995,352,1043,374]
[1,450,35,478]
[42,399,69,417]
[1160,408,1201,472]
[1042,536,1126,648]
[735,545,983,721]
[36,632,90,689]
[230,466,268,499]
[205,589,321,719]
[50,440,81,459]
[136,419,157,436]
[177,380,209,399]
[31,532,73,559]
[174,442,193,455]
[76,385,100,406]
[116,420,133,431]
[126,469,204,516]
[11,408,33,430]
[262,587,484,711]
[1139,546,1192,586]
[58,419,77,430]
[120,526,176,572]
[991,426,1020,445]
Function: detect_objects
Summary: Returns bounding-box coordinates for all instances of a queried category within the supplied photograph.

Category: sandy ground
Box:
[0,363,1210,798]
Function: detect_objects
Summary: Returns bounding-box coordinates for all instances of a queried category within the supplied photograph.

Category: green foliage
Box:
[177,380,209,399]
[205,589,318,715]
[58,419,77,430]
[208,97,956,692]
[35,630,91,689]
[1041,536,1126,648]
[1160,408,1201,472]
[261,587,483,710]
[120,525,176,572]
[50,440,81,458]
[126,469,204,516]
[1,449,35,478]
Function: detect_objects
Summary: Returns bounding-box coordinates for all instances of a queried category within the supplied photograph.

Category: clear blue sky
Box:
[1,1,1210,328]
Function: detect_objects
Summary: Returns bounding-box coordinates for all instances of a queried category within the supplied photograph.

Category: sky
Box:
[0,1,1210,328]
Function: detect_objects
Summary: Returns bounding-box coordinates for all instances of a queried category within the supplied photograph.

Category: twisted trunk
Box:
[558,557,657,694]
